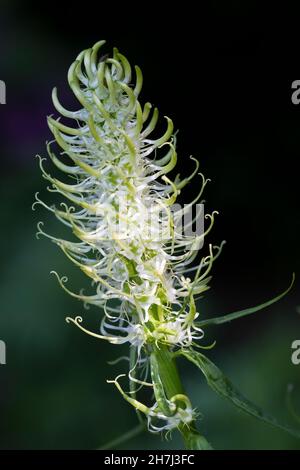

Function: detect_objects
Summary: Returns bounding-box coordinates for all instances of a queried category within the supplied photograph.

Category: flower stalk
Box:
[151,345,212,449]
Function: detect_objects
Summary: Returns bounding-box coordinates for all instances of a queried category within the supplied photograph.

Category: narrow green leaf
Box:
[197,273,295,328]
[180,349,300,440]
[180,427,213,450]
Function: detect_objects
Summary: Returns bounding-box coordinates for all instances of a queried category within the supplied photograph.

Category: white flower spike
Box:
[35,40,297,450]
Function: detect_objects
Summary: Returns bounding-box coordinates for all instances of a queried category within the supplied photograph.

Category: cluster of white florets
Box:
[35,40,223,432]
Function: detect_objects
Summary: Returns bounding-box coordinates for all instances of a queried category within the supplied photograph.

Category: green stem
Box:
[151,345,212,450]
[152,345,183,397]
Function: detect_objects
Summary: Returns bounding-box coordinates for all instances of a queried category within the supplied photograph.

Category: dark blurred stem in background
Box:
[97,423,146,450]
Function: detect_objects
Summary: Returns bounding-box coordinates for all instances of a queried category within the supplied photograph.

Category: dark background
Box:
[0,1,299,449]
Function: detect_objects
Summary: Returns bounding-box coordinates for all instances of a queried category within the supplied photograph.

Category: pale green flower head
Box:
[34,40,222,350]
[34,39,222,434]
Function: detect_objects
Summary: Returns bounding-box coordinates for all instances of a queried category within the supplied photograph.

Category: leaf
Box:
[180,349,300,440]
[183,430,213,450]
[197,273,295,328]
